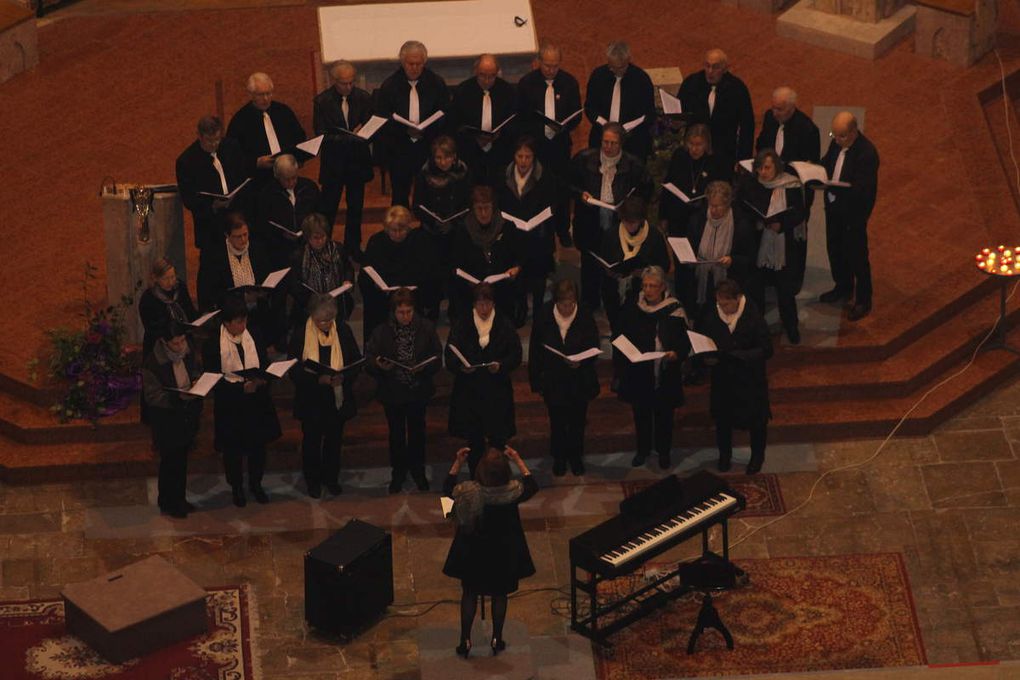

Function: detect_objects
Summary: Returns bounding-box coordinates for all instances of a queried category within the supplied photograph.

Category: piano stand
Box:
[686,593,733,654]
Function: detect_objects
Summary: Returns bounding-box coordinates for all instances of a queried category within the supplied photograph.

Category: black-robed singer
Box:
[202,294,282,508]
[365,288,443,494]
[451,54,518,186]
[139,257,197,358]
[254,154,320,271]
[584,41,656,161]
[612,266,691,470]
[288,294,361,498]
[699,279,772,474]
[677,48,755,169]
[528,279,600,476]
[287,213,356,330]
[445,283,522,475]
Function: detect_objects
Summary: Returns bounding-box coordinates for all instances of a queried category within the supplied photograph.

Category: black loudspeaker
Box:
[304,519,394,636]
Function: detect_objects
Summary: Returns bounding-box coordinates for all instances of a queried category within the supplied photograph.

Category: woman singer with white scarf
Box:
[679,181,755,324]
[445,283,522,476]
[288,294,362,498]
[202,294,282,507]
[739,149,806,344]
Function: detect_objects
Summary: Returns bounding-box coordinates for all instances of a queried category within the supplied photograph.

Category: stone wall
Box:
[915,0,997,67]
[812,0,909,22]
[0,11,38,84]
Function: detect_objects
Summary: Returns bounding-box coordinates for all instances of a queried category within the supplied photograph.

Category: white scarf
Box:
[515,167,531,196]
[473,309,494,349]
[637,293,682,388]
[302,317,345,407]
[552,304,576,342]
[717,295,746,333]
[219,324,259,383]
[226,239,256,288]
[598,151,620,204]
[696,209,735,304]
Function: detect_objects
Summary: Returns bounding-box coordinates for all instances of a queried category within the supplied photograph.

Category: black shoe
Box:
[746,457,764,475]
[250,486,269,504]
[325,482,342,496]
[410,470,429,491]
[787,327,801,345]
[182,501,198,513]
[388,479,403,494]
[819,287,848,304]
[160,505,188,519]
[307,483,322,499]
[658,452,671,470]
[559,233,574,249]
[718,457,732,473]
[569,457,585,476]
[552,458,567,476]
[631,453,647,467]
[231,486,246,508]
[455,638,471,658]
[491,637,506,656]
[847,304,871,321]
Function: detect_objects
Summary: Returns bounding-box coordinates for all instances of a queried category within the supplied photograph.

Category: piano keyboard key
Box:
[598,493,738,568]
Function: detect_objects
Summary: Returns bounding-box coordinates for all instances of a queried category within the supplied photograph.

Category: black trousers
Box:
[319,179,366,253]
[384,401,427,482]
[631,402,675,457]
[223,446,266,489]
[715,419,767,469]
[301,417,345,488]
[157,445,189,511]
[516,269,549,326]
[825,211,872,306]
[750,264,800,338]
[547,400,588,463]
[388,140,429,208]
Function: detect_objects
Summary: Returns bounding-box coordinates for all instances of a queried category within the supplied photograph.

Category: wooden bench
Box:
[914,0,997,67]
[0,1,37,84]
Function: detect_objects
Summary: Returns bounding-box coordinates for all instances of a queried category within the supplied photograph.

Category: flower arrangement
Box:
[35,263,142,424]
[646,116,686,227]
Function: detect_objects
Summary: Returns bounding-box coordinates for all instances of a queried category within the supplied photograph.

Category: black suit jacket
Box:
[516,68,582,168]
[821,132,879,227]
[197,239,272,312]
[584,64,657,159]
[225,101,307,187]
[254,177,320,268]
[313,86,375,184]
[175,137,248,249]
[677,71,755,164]
[375,67,451,157]
[451,76,518,160]
[756,108,820,164]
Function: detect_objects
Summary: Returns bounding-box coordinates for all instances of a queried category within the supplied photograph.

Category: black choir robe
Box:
[698,298,773,428]
[658,149,730,236]
[677,71,755,166]
[599,224,671,309]
[516,68,583,172]
[448,217,520,320]
[254,177,320,270]
[498,161,559,277]
[451,76,518,185]
[359,228,440,342]
[313,86,376,185]
[584,64,657,159]
[756,108,820,210]
[528,302,600,405]
[679,207,757,313]
[225,100,307,191]
[138,282,198,357]
[175,137,248,250]
[445,310,522,443]
[612,298,690,408]
[374,67,451,196]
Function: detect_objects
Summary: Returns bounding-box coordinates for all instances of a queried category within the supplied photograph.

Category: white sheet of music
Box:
[687,331,718,355]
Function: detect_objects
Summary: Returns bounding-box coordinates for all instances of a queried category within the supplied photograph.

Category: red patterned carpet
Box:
[621,473,786,518]
[594,553,925,679]
[0,586,258,680]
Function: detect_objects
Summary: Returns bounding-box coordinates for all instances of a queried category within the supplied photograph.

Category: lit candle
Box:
[984,248,992,254]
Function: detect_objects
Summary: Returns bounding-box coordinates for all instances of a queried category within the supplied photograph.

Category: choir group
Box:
[144,38,880,521]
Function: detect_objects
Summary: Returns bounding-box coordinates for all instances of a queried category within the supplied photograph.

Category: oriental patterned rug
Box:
[593,553,926,679]
[0,585,259,680]
[620,473,786,518]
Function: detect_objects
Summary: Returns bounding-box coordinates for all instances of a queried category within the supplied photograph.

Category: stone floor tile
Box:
[865,464,931,512]
[921,463,1006,508]
[964,508,1020,543]
[934,430,1016,462]
[971,606,1020,660]
[934,416,1005,432]
[1,558,39,587]
[0,512,61,535]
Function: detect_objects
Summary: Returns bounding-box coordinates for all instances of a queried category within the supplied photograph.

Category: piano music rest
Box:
[567,471,746,645]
